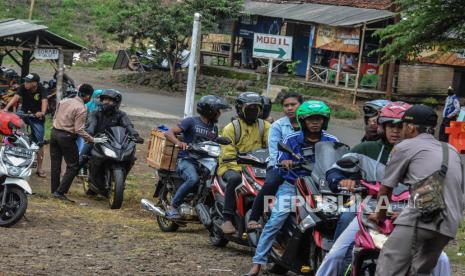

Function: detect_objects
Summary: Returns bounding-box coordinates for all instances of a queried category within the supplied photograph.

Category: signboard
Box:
[253,33,293,61]
[314,26,360,53]
[34,48,59,60]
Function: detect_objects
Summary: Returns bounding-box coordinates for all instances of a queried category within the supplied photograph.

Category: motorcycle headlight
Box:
[102,146,117,158]
[7,166,21,176]
[201,144,221,157]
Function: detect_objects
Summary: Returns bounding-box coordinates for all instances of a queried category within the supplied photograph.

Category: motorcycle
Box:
[333,155,410,276]
[0,126,39,227]
[208,148,269,247]
[259,141,350,275]
[82,126,142,209]
[43,72,76,115]
[141,137,231,232]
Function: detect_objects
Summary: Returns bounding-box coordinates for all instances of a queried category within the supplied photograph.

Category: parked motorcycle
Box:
[82,126,142,209]
[258,141,350,275]
[43,72,76,115]
[141,137,231,232]
[208,148,269,247]
[0,120,39,227]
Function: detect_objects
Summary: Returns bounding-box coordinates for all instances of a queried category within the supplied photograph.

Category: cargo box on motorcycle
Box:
[147,127,179,171]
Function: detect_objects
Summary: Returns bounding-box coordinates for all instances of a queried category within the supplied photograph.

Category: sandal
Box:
[36,170,46,178]
[246,220,263,232]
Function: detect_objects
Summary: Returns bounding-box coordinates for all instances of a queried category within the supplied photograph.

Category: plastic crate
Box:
[147,129,179,171]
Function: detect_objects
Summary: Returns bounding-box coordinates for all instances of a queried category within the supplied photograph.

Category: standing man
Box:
[369,104,464,275]
[2,73,48,177]
[50,84,102,201]
[439,86,460,142]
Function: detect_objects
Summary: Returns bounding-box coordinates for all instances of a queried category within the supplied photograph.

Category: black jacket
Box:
[86,110,139,137]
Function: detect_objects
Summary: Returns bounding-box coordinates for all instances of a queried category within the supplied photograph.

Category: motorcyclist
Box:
[247,91,303,231]
[361,99,391,142]
[244,100,339,276]
[163,95,230,219]
[83,89,144,183]
[218,92,271,234]
[317,102,451,276]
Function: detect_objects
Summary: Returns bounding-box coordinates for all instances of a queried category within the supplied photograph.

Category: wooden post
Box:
[305,25,315,81]
[28,0,35,20]
[21,50,32,79]
[386,59,395,100]
[352,23,366,105]
[229,20,238,67]
[56,49,64,106]
[335,52,342,86]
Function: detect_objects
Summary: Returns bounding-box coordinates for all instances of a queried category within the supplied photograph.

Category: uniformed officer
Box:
[369,104,464,276]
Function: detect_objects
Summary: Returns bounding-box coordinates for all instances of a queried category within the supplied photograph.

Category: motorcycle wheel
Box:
[269,264,289,275]
[209,213,228,247]
[156,185,179,232]
[108,168,125,209]
[0,187,28,227]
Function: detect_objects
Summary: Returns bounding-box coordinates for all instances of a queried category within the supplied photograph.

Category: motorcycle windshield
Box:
[106,126,128,149]
[311,142,349,188]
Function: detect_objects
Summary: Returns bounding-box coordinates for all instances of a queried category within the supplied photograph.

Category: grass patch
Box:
[333,109,358,119]
[446,223,465,264]
[45,115,52,140]
[200,65,256,81]
[75,51,117,69]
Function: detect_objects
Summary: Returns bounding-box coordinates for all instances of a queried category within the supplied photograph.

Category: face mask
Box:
[243,106,260,124]
[101,103,116,114]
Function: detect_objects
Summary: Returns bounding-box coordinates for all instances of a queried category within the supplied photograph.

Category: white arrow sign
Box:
[253,33,293,61]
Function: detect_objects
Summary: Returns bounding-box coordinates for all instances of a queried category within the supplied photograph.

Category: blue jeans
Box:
[334,211,357,240]
[23,116,44,144]
[172,159,199,208]
[316,218,451,276]
[253,182,296,265]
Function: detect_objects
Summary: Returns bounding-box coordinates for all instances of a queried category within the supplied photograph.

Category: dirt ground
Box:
[0,117,257,275]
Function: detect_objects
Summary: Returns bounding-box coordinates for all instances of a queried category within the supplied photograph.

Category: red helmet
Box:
[378,101,412,125]
[0,113,23,136]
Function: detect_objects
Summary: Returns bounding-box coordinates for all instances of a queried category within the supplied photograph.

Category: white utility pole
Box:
[266,58,273,96]
[56,49,64,107]
[184,13,201,118]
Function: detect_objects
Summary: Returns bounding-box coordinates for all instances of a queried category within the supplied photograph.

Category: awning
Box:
[0,18,84,51]
[243,1,395,27]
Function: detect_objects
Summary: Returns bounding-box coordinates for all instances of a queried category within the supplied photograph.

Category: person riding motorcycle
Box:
[362,99,391,142]
[244,100,339,276]
[218,92,271,234]
[317,102,451,276]
[246,91,303,231]
[82,89,143,182]
[163,95,230,219]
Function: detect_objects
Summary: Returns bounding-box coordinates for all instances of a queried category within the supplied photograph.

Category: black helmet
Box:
[100,89,122,113]
[260,96,272,120]
[235,92,263,125]
[197,95,230,122]
[363,99,391,124]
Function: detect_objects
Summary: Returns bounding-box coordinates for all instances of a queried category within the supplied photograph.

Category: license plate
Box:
[4,147,33,158]
[253,168,267,178]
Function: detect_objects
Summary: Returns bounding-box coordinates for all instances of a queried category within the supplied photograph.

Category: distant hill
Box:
[0,0,122,49]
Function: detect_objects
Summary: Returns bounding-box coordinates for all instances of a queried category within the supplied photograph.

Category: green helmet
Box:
[296,100,331,130]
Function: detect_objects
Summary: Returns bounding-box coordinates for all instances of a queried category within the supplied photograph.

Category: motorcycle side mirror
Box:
[278,142,302,160]
[336,156,359,169]
[215,137,232,145]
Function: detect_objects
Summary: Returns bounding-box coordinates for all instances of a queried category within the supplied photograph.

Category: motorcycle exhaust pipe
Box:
[140,198,166,217]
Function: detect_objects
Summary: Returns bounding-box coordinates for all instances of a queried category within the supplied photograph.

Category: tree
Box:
[375,0,465,61]
[108,0,243,80]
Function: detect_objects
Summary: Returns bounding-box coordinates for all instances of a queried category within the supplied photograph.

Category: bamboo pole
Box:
[28,0,35,20]
[335,52,342,86]
[352,23,366,105]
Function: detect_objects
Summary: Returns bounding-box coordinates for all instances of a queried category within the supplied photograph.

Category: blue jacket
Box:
[277,131,339,184]
[268,117,298,167]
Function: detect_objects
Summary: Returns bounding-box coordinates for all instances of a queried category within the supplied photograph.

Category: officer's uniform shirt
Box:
[383,133,464,238]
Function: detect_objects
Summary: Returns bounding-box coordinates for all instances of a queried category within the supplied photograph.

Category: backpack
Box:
[231,119,266,148]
